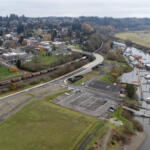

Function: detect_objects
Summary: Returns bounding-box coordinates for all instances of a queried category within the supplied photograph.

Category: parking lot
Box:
[88,80,122,95]
[54,90,118,118]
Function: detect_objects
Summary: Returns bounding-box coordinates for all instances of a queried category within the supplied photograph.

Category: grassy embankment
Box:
[86,107,138,150]
[115,31,150,48]
[0,91,103,150]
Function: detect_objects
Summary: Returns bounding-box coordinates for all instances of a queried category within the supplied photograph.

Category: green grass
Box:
[0,65,23,81]
[0,91,101,150]
[97,73,116,83]
[115,31,150,48]
[111,108,134,131]
[68,44,82,50]
[0,65,11,76]
[85,121,109,150]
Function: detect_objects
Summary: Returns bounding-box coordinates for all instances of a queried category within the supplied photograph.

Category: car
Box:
[146,97,150,101]
[73,88,81,93]
[81,82,85,86]
[145,74,150,79]
[108,107,115,112]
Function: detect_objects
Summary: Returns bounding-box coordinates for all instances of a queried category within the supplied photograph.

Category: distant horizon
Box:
[1,0,150,18]
[1,14,150,19]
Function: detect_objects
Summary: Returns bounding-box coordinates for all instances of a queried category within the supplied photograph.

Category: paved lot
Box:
[54,90,117,118]
[88,80,122,95]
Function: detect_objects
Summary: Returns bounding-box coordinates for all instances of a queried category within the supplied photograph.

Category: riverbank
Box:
[118,132,146,150]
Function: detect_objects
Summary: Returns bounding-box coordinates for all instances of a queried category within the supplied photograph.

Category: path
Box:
[78,121,106,150]
[102,126,112,150]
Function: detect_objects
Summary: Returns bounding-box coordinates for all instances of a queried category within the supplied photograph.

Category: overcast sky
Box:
[0,0,150,18]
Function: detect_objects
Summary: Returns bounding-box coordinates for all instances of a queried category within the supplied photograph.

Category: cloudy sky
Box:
[0,0,150,18]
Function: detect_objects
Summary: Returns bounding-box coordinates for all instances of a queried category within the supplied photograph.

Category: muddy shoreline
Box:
[118,132,146,150]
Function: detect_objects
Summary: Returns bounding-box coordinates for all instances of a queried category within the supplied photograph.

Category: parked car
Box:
[108,107,116,112]
[146,97,150,101]
[145,74,150,79]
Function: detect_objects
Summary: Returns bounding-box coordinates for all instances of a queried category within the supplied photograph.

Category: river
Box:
[121,46,150,150]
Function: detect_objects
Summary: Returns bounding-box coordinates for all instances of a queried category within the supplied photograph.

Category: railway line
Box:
[0,56,87,87]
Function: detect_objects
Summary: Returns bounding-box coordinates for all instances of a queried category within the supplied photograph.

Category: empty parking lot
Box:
[54,90,117,118]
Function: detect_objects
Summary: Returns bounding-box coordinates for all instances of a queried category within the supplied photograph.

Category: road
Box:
[102,126,112,150]
[71,49,104,76]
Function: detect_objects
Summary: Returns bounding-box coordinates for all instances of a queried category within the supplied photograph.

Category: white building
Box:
[39,41,52,52]
[2,52,27,64]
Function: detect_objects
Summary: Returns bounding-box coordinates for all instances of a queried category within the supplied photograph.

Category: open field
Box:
[115,31,150,48]
[0,90,102,150]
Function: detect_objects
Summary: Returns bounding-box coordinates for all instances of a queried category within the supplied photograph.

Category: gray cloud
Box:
[0,0,150,17]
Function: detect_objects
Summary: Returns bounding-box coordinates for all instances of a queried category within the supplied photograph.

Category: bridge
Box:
[123,106,150,118]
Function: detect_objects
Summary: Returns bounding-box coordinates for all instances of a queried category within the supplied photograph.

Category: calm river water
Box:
[121,47,150,150]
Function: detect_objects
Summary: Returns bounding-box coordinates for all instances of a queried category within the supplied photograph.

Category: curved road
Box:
[71,49,104,76]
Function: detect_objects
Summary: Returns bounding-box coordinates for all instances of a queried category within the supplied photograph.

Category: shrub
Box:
[112,130,130,145]
[126,84,136,98]
[122,109,133,120]
[10,67,18,74]
[123,123,134,136]
[132,120,143,132]
[9,83,17,90]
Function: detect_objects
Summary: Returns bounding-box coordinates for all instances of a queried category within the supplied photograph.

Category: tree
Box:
[40,46,45,52]
[9,83,17,90]
[126,84,136,98]
[0,40,3,46]
[18,36,24,45]
[107,51,118,60]
[10,67,18,73]
[16,60,21,68]
[43,34,51,41]
[17,24,24,34]
[82,23,94,33]
[36,28,42,36]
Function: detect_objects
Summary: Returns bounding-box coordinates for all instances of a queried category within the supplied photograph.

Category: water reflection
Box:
[136,117,150,150]
[121,46,150,150]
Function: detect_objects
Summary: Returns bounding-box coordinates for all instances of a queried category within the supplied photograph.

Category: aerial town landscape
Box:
[1,0,150,150]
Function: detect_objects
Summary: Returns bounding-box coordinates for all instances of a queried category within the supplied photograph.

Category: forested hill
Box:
[78,17,150,31]
[1,14,150,32]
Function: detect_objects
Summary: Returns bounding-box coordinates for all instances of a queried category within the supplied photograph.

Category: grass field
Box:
[0,92,102,150]
[115,31,150,48]
[97,72,116,83]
